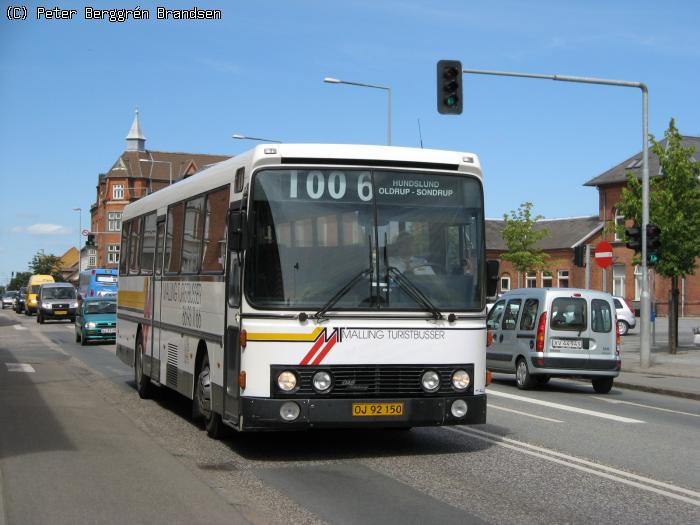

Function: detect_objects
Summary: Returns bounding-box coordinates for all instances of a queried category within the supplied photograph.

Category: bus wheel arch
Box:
[192,340,225,439]
[134,325,154,399]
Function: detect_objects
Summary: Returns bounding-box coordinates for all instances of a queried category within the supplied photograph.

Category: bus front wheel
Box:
[194,353,225,439]
[134,333,153,399]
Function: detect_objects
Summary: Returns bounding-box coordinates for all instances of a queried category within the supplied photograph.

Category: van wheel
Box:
[592,377,614,394]
[515,358,535,390]
[617,320,629,336]
[194,353,225,439]
[134,334,153,399]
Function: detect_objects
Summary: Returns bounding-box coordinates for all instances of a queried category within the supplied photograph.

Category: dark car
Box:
[75,298,117,345]
[14,287,26,313]
[37,283,78,323]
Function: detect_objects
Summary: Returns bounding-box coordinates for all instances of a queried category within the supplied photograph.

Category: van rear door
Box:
[546,296,589,367]
[589,297,618,369]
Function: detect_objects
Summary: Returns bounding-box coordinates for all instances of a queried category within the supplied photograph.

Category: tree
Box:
[8,271,31,290]
[616,119,700,354]
[29,252,65,282]
[501,202,549,287]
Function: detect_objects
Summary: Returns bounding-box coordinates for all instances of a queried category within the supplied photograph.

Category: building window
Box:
[108,244,120,264]
[558,270,569,288]
[613,264,625,297]
[113,184,124,200]
[108,212,122,231]
[88,248,97,268]
[614,209,625,242]
[525,271,537,288]
[541,271,553,288]
[500,275,511,294]
[634,265,642,301]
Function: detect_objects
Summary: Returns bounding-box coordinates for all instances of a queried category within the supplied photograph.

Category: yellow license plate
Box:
[54,310,67,315]
[352,402,404,417]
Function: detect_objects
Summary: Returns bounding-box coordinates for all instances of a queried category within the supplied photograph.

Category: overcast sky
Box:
[1,0,699,285]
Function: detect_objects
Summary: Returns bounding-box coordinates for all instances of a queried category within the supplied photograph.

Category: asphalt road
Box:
[1,309,699,525]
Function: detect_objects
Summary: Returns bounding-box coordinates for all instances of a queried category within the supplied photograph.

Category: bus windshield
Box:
[247,168,484,312]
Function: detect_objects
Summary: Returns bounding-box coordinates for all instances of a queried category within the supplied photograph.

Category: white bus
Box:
[117,144,498,437]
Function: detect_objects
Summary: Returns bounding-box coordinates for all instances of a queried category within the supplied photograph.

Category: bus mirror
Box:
[228,213,246,252]
[486,260,500,300]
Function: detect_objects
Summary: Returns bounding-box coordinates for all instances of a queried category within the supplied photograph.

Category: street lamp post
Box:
[324,77,392,146]
[460,67,651,368]
[139,158,173,187]
[72,207,81,274]
[232,134,282,143]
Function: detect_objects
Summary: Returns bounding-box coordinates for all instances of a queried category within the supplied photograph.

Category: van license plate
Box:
[54,310,67,315]
[551,338,582,349]
[352,403,404,417]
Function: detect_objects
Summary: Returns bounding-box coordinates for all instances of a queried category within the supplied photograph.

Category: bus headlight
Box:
[280,401,300,421]
[451,370,470,391]
[421,370,440,393]
[312,371,332,393]
[451,399,468,418]
[277,370,298,392]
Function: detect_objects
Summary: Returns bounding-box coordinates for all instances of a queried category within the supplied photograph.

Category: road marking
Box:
[13,325,27,331]
[489,403,563,422]
[5,363,35,373]
[488,389,644,423]
[447,426,700,507]
[592,396,700,418]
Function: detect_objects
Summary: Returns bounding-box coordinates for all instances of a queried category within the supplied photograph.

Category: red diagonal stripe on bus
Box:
[299,335,326,365]
[311,332,338,365]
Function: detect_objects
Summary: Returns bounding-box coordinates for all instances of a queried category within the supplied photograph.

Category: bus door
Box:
[223,205,243,424]
[150,217,166,383]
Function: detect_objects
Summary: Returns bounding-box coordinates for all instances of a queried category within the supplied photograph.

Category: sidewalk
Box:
[617,340,700,400]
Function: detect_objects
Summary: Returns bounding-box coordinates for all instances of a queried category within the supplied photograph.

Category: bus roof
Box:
[123,144,482,220]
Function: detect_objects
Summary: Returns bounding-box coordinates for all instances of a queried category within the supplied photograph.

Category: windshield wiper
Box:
[386,266,443,320]
[313,268,371,321]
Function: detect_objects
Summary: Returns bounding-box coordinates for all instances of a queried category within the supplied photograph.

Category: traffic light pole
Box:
[460,68,651,367]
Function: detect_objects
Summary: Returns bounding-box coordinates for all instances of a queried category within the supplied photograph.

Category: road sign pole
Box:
[585,245,591,289]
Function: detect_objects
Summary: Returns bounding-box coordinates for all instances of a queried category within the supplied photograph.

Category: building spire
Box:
[125,108,146,152]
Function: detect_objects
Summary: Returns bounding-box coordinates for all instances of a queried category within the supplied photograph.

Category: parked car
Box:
[2,291,18,309]
[486,288,620,393]
[14,287,26,313]
[613,296,636,336]
[36,282,78,323]
[75,297,117,345]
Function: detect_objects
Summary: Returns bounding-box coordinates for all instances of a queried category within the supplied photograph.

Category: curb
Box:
[613,381,700,402]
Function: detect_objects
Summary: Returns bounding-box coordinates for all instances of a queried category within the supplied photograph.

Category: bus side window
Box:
[228,256,241,308]
[128,216,142,275]
[140,213,157,275]
[119,220,130,276]
[181,196,205,274]
[165,202,184,274]
[202,186,230,273]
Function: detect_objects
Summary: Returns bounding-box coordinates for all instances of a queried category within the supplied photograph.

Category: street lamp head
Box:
[232,134,245,139]
[72,208,81,211]
[324,77,341,84]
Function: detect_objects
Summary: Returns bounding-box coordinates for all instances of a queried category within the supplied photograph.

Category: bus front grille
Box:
[270,364,474,398]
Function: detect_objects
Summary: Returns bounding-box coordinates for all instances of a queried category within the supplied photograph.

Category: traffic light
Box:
[625,226,641,253]
[437,60,463,114]
[573,245,585,267]
[85,233,96,247]
[646,223,661,266]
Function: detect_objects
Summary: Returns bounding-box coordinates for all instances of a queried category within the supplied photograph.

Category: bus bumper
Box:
[239,394,486,431]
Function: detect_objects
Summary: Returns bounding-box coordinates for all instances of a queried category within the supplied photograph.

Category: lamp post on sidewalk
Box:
[460,67,651,367]
[139,158,173,186]
[72,207,81,274]
[323,77,392,146]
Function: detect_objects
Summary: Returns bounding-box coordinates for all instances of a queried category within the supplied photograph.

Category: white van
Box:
[486,288,620,393]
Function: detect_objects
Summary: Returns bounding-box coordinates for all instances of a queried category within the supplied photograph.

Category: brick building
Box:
[90,111,230,269]
[487,135,700,316]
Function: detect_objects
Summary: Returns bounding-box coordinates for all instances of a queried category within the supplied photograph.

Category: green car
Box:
[75,298,117,345]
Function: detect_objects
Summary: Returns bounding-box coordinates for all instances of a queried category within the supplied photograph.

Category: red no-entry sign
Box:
[595,241,613,269]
